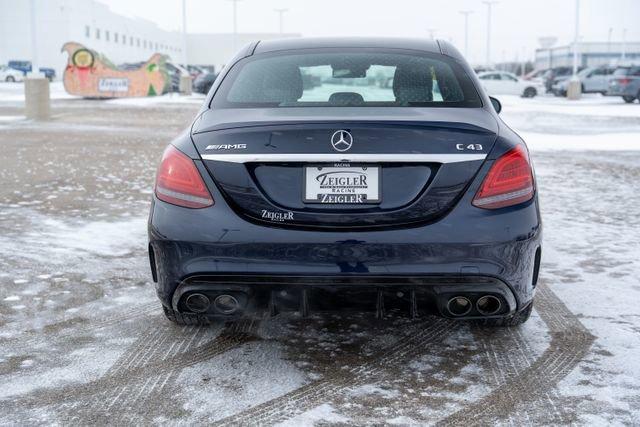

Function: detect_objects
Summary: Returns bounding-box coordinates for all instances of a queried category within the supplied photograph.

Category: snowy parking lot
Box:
[1,85,640,425]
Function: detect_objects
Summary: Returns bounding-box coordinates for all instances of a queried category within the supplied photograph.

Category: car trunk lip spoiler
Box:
[200,153,486,163]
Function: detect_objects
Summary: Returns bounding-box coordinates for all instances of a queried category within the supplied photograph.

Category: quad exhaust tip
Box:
[185,293,210,313]
[446,296,473,317]
[213,294,240,314]
[476,295,502,316]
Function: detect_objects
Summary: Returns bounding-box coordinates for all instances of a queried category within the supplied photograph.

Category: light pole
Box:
[482,1,499,67]
[274,8,288,35]
[29,0,40,77]
[622,28,627,61]
[182,0,188,66]
[607,27,613,59]
[459,10,473,58]
[25,0,50,120]
[229,0,242,51]
[567,0,581,100]
[178,0,192,94]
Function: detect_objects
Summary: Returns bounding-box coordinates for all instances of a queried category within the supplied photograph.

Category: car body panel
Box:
[607,66,640,99]
[477,71,543,97]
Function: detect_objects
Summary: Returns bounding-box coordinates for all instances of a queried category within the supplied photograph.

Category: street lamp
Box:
[567,0,581,100]
[229,0,242,51]
[459,10,473,58]
[622,28,627,61]
[182,0,188,66]
[274,8,288,35]
[25,0,50,120]
[482,1,499,67]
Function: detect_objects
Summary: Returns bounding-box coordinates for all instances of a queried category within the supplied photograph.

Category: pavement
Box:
[0,89,639,425]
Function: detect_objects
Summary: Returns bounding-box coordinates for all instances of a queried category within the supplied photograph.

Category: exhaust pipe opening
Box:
[185,293,210,313]
[476,295,502,316]
[446,296,472,317]
[213,294,240,315]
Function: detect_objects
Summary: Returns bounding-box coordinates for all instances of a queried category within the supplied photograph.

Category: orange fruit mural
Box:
[62,42,169,98]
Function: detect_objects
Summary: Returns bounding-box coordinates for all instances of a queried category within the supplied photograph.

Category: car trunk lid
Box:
[192,107,498,229]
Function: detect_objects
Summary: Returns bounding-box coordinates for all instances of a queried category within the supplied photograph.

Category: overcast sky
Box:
[98,0,639,64]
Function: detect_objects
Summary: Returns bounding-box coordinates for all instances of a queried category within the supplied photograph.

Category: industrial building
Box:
[0,0,299,78]
[535,42,640,69]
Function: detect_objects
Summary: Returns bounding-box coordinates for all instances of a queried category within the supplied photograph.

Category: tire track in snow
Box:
[439,282,595,426]
[213,318,458,426]
[65,318,260,425]
[4,300,159,353]
[2,318,259,424]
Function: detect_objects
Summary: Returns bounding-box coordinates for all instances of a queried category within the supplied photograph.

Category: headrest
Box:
[393,67,433,105]
[328,92,365,106]
[260,64,303,103]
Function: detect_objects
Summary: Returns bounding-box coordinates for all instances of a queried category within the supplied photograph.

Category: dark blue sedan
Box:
[148,38,542,326]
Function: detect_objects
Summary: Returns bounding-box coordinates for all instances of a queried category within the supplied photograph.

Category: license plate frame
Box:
[303,164,381,204]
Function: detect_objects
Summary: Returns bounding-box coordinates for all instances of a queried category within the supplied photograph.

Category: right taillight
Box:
[618,78,631,85]
[154,145,214,209]
[472,145,534,210]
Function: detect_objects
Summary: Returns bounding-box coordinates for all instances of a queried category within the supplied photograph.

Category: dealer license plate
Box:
[304,164,381,204]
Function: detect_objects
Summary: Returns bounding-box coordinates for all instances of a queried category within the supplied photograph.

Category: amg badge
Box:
[205,143,247,150]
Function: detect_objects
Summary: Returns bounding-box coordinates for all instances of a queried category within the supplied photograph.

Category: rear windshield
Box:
[211,50,482,108]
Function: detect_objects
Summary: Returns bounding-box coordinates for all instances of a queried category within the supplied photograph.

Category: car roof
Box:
[254,37,444,56]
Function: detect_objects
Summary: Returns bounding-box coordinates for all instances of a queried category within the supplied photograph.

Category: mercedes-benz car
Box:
[148,38,541,326]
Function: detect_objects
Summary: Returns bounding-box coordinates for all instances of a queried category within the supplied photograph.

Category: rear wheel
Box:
[6,76,15,82]
[162,305,210,326]
[476,301,533,327]
[622,95,636,103]
[523,87,537,98]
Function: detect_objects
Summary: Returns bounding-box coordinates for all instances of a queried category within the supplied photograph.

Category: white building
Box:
[0,0,299,78]
[535,42,640,69]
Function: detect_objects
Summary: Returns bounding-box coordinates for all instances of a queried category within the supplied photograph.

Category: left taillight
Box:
[154,145,214,209]
[472,145,534,210]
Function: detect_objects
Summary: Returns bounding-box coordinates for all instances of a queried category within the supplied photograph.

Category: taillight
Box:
[472,145,534,210]
[618,78,631,85]
[154,145,214,209]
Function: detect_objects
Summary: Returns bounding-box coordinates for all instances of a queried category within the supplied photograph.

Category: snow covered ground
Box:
[0,92,639,425]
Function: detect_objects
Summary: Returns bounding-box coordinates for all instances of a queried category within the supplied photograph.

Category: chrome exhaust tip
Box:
[184,293,210,313]
[213,294,240,315]
[476,295,502,316]
[446,296,473,317]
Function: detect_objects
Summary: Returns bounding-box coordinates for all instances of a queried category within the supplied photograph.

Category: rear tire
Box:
[523,87,537,98]
[622,95,636,103]
[6,76,15,82]
[162,305,210,326]
[476,301,533,327]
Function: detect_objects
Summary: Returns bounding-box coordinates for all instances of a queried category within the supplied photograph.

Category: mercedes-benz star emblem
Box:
[330,130,353,152]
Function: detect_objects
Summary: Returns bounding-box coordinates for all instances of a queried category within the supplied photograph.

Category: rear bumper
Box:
[149,192,542,319]
[607,85,635,96]
[170,274,520,319]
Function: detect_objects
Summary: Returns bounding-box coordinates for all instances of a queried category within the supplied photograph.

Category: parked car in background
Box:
[552,66,615,96]
[165,62,190,92]
[542,66,584,93]
[0,65,24,82]
[607,66,640,103]
[523,69,546,84]
[478,71,543,97]
[183,65,207,81]
[193,72,218,94]
[7,60,56,81]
